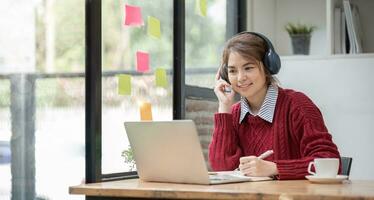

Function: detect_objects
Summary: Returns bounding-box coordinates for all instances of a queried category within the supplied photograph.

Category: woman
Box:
[209,32,341,180]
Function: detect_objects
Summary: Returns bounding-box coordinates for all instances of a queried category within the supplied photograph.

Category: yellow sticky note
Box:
[140,102,153,121]
[155,68,168,88]
[147,16,161,39]
[118,74,131,95]
[195,0,207,17]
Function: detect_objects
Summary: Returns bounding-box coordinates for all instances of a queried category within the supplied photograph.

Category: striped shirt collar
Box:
[239,85,278,124]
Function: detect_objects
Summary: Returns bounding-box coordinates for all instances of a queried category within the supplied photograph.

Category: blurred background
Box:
[1,0,374,199]
[0,0,226,199]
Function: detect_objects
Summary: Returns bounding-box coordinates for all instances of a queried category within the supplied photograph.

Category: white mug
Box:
[307,158,339,178]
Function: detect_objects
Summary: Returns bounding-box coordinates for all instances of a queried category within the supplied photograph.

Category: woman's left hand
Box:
[239,156,278,177]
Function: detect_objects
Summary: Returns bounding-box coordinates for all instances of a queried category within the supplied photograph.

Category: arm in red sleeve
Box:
[274,94,341,180]
[208,113,242,171]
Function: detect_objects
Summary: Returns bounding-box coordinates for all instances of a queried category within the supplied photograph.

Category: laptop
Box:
[124,120,272,185]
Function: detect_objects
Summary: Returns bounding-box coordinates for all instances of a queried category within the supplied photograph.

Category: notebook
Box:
[124,120,272,185]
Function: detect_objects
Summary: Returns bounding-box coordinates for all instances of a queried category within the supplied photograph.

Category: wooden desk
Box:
[69,178,374,200]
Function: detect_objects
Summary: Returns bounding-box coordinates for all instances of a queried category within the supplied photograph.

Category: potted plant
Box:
[285,23,316,55]
[122,145,136,171]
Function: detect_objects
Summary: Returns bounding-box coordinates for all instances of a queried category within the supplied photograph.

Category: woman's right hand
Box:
[214,70,235,113]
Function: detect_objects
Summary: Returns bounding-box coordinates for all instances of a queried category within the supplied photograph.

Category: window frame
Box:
[85,0,246,183]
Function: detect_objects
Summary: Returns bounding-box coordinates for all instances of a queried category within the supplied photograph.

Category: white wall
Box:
[247,0,276,42]
[278,55,374,180]
[275,0,326,56]
[247,0,327,56]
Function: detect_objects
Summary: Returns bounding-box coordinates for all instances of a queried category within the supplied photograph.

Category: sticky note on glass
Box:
[147,16,161,39]
[136,51,150,72]
[124,4,144,26]
[140,102,153,121]
[195,0,207,17]
[155,68,168,88]
[118,74,131,95]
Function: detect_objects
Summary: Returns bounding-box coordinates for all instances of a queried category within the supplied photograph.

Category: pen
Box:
[258,150,274,159]
[235,150,274,171]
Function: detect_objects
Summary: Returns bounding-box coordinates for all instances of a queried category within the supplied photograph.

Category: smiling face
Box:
[227,51,268,104]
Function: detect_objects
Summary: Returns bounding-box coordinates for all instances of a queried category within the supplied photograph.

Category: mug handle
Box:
[308,162,316,175]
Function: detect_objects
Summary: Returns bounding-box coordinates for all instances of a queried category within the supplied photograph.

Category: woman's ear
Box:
[219,65,230,84]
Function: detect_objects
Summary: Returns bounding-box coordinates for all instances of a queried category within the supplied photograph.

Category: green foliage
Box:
[101,0,225,70]
[34,0,225,73]
[34,0,225,72]
[285,23,316,35]
[26,0,225,108]
[35,0,85,72]
[185,0,225,68]
[54,0,85,72]
[36,79,85,107]
[121,145,136,171]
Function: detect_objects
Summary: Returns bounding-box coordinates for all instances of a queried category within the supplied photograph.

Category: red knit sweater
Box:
[209,88,341,180]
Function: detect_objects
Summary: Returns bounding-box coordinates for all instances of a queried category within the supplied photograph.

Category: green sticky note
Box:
[195,0,207,17]
[118,74,131,95]
[155,68,168,88]
[147,16,161,39]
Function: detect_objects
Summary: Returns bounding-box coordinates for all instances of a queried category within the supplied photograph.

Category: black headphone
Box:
[239,32,281,75]
[219,32,281,83]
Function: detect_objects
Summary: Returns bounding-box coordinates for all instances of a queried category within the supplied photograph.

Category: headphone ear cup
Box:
[243,31,281,75]
[264,49,281,75]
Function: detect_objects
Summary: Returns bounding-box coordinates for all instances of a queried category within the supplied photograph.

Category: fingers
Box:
[238,157,277,177]
[215,78,230,87]
[241,168,255,176]
[239,156,257,164]
[239,162,255,176]
[239,161,254,171]
[239,156,259,176]
[214,76,235,110]
[215,68,221,81]
[214,79,231,96]
[215,79,230,89]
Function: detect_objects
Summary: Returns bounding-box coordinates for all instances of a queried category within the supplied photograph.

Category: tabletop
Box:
[69,178,374,200]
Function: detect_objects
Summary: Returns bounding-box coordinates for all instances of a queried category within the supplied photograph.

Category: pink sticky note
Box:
[124,4,144,26]
[136,51,150,72]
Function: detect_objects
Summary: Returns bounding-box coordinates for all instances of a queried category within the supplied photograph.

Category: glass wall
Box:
[101,0,173,174]
[0,0,85,199]
[1,1,237,198]
[0,79,11,199]
[99,0,231,176]
[185,0,227,88]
